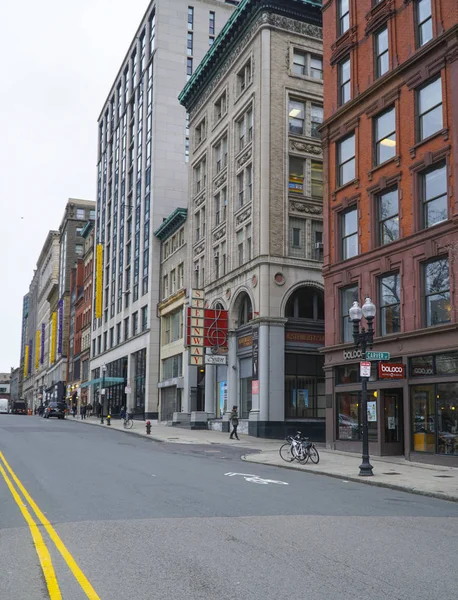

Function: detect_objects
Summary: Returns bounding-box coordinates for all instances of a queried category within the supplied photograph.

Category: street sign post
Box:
[366,351,390,361]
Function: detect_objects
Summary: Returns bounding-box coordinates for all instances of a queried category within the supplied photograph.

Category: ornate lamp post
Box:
[349,297,376,477]
[100,364,107,424]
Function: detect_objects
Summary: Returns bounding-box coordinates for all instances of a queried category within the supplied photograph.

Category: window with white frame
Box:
[421,162,447,228]
[289,217,306,258]
[374,27,389,78]
[338,0,350,36]
[291,50,323,80]
[237,172,244,207]
[195,118,206,145]
[214,187,227,226]
[312,220,324,260]
[338,57,351,106]
[237,107,253,151]
[416,0,433,47]
[293,50,307,76]
[221,240,227,275]
[337,133,355,186]
[170,269,176,294]
[246,223,252,261]
[423,258,450,327]
[214,91,227,121]
[195,207,206,242]
[178,262,184,289]
[374,107,396,165]
[237,230,244,266]
[289,100,305,135]
[194,158,206,194]
[214,135,228,173]
[311,104,323,138]
[311,161,323,198]
[417,77,443,141]
[237,59,252,94]
[163,274,169,299]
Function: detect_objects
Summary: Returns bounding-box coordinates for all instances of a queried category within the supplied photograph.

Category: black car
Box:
[43,402,66,419]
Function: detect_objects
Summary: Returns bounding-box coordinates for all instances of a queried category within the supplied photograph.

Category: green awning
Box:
[80,377,125,388]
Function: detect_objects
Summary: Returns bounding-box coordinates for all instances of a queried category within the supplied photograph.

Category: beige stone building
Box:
[179,0,325,438]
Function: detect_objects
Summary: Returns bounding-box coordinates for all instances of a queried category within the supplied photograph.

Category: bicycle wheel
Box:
[279,443,294,462]
[298,444,309,464]
[308,445,320,464]
[125,418,134,429]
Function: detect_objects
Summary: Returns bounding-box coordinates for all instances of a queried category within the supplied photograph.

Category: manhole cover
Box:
[434,475,454,478]
[382,472,401,475]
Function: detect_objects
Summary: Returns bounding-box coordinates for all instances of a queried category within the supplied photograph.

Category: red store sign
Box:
[378,362,405,379]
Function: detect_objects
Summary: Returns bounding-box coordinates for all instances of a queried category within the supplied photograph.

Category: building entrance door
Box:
[382,389,404,455]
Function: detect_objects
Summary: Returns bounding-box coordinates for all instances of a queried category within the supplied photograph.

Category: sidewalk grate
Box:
[434,475,454,478]
[382,472,401,475]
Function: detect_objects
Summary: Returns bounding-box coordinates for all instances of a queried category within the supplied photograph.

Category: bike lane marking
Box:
[0,461,62,600]
[225,472,289,485]
[0,451,101,600]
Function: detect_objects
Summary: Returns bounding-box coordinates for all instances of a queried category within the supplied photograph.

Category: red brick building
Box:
[321,0,458,464]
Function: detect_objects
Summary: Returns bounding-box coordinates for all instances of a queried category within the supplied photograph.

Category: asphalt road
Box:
[1,415,457,600]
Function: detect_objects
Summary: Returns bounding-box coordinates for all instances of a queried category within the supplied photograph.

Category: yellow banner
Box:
[23,345,29,377]
[95,244,103,319]
[35,330,41,370]
[50,312,57,365]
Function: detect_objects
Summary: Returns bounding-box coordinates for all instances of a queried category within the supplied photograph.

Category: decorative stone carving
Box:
[236,206,251,226]
[364,0,395,37]
[214,171,227,189]
[290,201,323,215]
[194,192,206,207]
[237,147,252,169]
[289,140,322,155]
[213,226,226,242]
[194,243,205,256]
[330,25,358,66]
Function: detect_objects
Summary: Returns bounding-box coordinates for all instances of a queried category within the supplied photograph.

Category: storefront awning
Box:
[80,377,125,388]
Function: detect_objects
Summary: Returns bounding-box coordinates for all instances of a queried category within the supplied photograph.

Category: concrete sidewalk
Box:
[67,415,458,502]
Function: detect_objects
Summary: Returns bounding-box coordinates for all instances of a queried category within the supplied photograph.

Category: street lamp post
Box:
[100,364,107,424]
[349,297,376,477]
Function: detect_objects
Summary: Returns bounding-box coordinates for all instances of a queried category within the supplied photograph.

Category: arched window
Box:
[285,287,324,320]
[238,294,253,326]
[214,302,225,311]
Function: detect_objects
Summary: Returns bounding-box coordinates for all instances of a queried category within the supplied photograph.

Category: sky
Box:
[0,0,151,372]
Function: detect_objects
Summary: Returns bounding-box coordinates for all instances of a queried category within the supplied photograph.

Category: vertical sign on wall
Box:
[23,345,29,377]
[28,339,33,375]
[95,244,103,319]
[41,323,45,365]
[57,299,64,355]
[50,312,57,364]
[189,289,205,366]
[35,329,41,370]
[252,325,259,381]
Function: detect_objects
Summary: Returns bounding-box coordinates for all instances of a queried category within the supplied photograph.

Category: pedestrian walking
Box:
[87,403,93,417]
[81,404,87,420]
[72,402,77,418]
[229,405,240,440]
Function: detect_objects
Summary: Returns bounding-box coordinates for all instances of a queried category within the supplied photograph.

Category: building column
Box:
[224,331,237,432]
[204,363,216,418]
[126,353,134,414]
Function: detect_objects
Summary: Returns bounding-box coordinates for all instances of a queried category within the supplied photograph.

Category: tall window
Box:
[374,107,396,165]
[237,60,252,94]
[289,100,305,135]
[341,285,358,343]
[289,217,306,258]
[132,312,138,336]
[215,188,227,226]
[215,135,228,172]
[374,27,389,78]
[293,50,307,76]
[416,0,433,47]
[188,6,194,30]
[209,11,215,34]
[187,32,193,56]
[194,159,206,194]
[311,104,323,138]
[237,172,244,207]
[149,11,156,54]
[418,77,443,141]
[421,162,448,228]
[378,188,399,245]
[214,91,227,121]
[337,133,355,186]
[311,55,323,80]
[124,317,129,340]
[141,305,148,332]
[187,57,193,80]
[246,165,253,202]
[379,273,401,335]
[338,57,351,106]
[238,107,253,150]
[289,157,304,193]
[423,259,450,327]
[311,161,323,198]
[237,230,244,266]
[341,208,358,260]
[338,0,350,36]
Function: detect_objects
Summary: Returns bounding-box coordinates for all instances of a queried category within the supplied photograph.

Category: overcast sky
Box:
[0,0,151,372]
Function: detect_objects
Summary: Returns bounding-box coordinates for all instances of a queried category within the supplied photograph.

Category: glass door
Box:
[384,390,403,449]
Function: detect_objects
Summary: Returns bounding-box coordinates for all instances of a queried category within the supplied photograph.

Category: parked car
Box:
[43,402,67,419]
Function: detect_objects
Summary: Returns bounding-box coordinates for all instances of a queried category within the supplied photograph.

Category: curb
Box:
[66,416,165,444]
[242,455,458,504]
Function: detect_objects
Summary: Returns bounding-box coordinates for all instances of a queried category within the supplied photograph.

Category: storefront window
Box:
[337,391,378,441]
[285,354,325,418]
[411,385,435,452]
[336,364,358,384]
[410,352,458,377]
[436,383,458,455]
[239,357,252,419]
[436,352,458,375]
[410,355,434,377]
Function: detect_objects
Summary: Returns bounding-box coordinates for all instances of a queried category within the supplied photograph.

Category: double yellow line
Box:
[0,451,100,600]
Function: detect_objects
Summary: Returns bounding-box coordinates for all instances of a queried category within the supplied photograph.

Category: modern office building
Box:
[89,0,238,419]
[321,0,458,464]
[179,0,324,437]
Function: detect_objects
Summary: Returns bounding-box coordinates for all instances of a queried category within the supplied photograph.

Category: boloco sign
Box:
[378,362,406,379]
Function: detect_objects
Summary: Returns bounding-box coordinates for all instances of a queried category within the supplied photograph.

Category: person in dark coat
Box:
[229,406,240,440]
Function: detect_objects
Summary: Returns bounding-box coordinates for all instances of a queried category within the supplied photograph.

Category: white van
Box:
[0,398,9,414]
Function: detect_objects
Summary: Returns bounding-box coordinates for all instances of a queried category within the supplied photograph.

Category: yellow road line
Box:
[0,451,101,600]
[0,462,62,600]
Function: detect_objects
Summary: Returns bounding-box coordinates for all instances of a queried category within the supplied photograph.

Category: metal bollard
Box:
[106,414,111,426]
[146,421,151,435]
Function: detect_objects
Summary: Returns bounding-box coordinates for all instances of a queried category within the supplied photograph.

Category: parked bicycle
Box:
[279,431,319,465]
[123,413,133,429]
